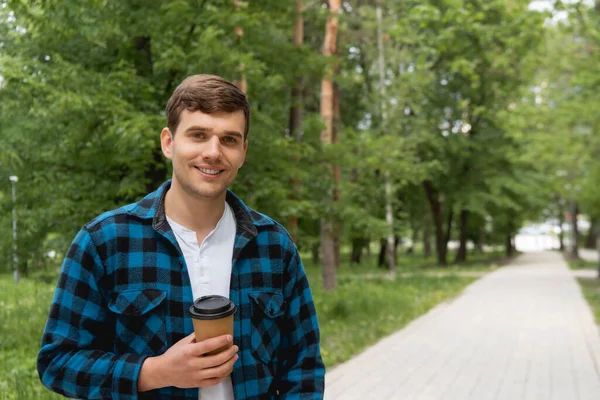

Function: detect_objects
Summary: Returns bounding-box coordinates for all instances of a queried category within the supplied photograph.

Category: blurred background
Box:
[1,0,599,398]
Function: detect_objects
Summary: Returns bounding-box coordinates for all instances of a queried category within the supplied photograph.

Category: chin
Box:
[190,186,228,200]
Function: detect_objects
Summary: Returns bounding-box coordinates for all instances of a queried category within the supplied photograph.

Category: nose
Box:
[203,135,222,160]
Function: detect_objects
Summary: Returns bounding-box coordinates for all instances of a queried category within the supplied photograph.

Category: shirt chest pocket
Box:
[108,289,167,355]
[249,291,286,364]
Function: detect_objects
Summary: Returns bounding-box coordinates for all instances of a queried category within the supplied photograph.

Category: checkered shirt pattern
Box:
[37,181,325,399]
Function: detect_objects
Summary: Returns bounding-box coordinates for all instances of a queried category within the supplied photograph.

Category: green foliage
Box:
[0,0,598,276]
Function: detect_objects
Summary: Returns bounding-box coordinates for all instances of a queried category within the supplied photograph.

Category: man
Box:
[37,74,325,399]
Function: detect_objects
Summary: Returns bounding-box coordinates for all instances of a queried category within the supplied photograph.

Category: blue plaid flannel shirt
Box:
[37,181,325,399]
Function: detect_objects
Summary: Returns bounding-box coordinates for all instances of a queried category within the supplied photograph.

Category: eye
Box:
[222,136,238,144]
[192,132,206,139]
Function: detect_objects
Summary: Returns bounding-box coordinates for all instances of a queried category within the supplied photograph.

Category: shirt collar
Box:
[127,180,272,237]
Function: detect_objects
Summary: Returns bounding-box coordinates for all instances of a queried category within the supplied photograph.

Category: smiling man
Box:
[37,74,325,400]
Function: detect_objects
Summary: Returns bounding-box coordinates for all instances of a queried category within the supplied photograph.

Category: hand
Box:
[138,333,239,391]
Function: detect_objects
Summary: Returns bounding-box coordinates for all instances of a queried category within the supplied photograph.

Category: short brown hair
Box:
[166,74,251,138]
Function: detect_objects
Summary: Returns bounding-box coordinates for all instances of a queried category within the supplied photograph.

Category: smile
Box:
[196,167,223,175]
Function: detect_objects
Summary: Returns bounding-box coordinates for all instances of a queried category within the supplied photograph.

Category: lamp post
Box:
[9,175,19,283]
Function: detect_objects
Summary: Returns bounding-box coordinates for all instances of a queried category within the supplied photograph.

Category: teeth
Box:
[198,167,221,175]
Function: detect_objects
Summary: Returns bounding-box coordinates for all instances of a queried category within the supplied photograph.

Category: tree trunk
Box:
[476,226,485,254]
[455,209,469,263]
[445,206,454,251]
[595,222,600,280]
[320,0,341,290]
[321,220,336,290]
[423,203,432,257]
[376,3,396,273]
[423,181,447,265]
[378,239,387,268]
[505,233,513,257]
[585,217,597,249]
[287,1,304,242]
[146,148,167,194]
[133,36,153,77]
[131,36,167,193]
[569,201,580,260]
[333,232,341,269]
[407,225,418,254]
[312,243,320,265]
[558,202,565,251]
[233,0,247,93]
[333,79,342,269]
[350,237,367,264]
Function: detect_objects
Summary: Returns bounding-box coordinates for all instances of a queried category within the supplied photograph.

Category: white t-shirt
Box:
[166,203,236,400]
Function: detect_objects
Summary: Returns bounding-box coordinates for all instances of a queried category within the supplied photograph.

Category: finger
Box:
[181,332,196,344]
[198,353,238,381]
[192,334,234,356]
[198,345,238,369]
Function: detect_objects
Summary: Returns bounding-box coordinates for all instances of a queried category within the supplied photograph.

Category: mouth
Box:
[195,166,224,176]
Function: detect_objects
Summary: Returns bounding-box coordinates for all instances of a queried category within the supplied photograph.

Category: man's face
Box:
[161,109,248,200]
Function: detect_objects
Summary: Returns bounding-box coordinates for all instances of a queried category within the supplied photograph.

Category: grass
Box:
[576,277,600,327]
[0,248,505,398]
[567,257,600,329]
[303,248,507,366]
[568,259,598,270]
[0,272,63,400]
[302,247,507,279]
[311,274,477,366]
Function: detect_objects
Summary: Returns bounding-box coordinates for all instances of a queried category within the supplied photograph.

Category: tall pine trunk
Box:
[287,1,304,242]
[320,0,341,291]
[333,78,342,269]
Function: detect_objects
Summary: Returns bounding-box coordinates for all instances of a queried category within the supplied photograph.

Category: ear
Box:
[160,128,173,159]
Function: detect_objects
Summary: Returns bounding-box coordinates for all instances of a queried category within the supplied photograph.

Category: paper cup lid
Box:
[189,295,236,320]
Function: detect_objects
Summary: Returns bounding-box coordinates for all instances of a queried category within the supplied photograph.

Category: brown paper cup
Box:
[189,295,236,356]
[191,314,234,355]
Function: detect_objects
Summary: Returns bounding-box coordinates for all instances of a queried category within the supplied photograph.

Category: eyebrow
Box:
[184,126,244,139]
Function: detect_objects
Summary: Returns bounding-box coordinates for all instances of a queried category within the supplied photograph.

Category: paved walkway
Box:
[325,251,600,400]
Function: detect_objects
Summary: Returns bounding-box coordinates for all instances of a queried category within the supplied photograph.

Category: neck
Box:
[164,179,227,234]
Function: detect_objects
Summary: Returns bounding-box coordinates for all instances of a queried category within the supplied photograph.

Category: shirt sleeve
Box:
[276,245,326,399]
[37,227,148,399]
